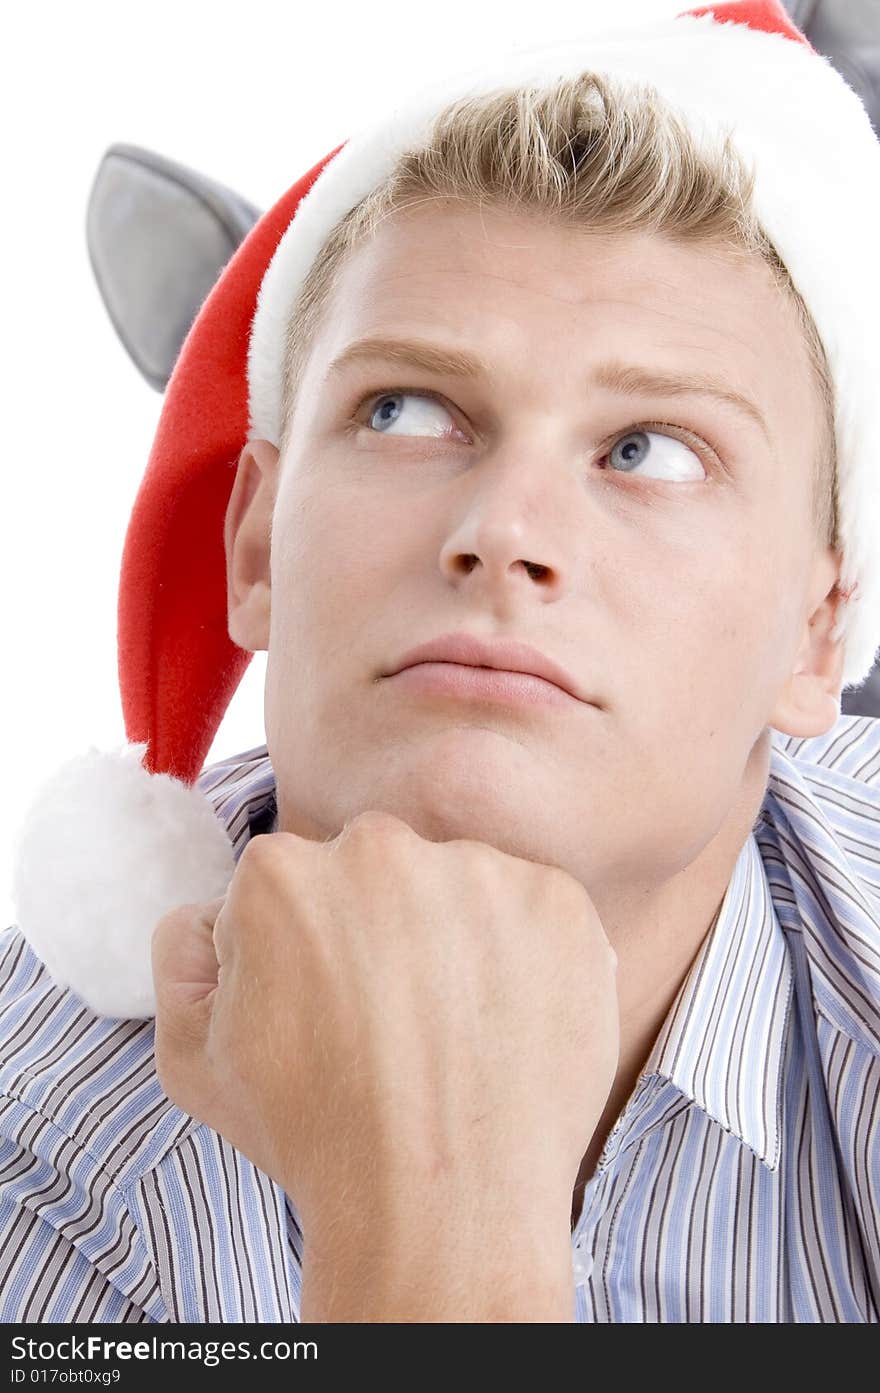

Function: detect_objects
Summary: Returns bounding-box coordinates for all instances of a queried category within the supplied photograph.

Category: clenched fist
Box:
[151,810,620,1321]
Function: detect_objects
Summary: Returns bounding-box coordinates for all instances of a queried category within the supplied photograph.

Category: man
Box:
[3,1,879,1321]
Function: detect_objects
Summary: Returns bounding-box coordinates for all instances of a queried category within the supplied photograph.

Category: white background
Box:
[1,0,680,929]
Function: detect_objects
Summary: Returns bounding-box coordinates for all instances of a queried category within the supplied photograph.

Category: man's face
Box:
[227,202,842,896]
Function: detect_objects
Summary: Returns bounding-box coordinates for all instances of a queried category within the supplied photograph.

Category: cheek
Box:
[620,524,789,714]
[271,482,401,639]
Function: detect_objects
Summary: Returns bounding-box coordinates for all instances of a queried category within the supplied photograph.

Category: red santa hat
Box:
[12,0,880,1018]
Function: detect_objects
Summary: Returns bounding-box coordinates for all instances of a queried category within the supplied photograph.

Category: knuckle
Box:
[234,829,301,896]
[531,859,587,906]
[538,866,612,948]
[444,836,511,876]
[152,901,195,944]
[238,829,284,873]
[338,808,414,845]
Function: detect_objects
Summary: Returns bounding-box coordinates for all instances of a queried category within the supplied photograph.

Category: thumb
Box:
[152,897,224,1009]
[151,898,225,1099]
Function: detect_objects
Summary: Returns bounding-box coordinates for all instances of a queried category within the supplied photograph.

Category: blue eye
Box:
[366,391,459,439]
[360,391,709,482]
[601,429,705,482]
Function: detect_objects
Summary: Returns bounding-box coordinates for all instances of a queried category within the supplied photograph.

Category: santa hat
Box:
[12,0,880,1019]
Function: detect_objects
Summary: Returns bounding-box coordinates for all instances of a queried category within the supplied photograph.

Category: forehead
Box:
[305,201,819,459]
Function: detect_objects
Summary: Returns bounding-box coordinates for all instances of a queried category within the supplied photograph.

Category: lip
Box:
[383,632,594,705]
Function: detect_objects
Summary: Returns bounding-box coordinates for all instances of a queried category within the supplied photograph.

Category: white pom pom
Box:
[10,742,236,1020]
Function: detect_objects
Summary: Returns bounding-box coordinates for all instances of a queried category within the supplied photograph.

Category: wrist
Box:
[301,1167,575,1322]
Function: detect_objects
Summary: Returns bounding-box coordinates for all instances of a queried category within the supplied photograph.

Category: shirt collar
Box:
[641,826,793,1171]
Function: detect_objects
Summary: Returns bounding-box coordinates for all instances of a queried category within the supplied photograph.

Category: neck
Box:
[570,731,772,1227]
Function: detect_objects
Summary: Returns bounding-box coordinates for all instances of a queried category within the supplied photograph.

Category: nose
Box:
[438,452,575,598]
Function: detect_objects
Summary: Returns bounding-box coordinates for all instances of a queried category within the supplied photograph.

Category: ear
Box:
[770,545,846,738]
[224,438,279,653]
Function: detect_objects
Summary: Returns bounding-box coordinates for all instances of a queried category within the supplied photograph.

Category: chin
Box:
[387,773,545,853]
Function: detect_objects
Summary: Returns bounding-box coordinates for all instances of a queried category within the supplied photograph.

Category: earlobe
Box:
[770,554,846,738]
[225,438,280,654]
[773,670,842,739]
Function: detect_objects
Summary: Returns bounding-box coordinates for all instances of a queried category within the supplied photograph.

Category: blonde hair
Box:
[279,71,838,548]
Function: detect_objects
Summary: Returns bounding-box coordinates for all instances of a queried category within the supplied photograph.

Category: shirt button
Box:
[572,1243,594,1284]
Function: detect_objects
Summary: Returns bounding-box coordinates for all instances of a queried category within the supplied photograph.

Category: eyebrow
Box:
[325,334,771,442]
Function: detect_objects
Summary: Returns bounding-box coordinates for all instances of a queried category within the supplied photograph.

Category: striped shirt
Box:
[1,714,879,1323]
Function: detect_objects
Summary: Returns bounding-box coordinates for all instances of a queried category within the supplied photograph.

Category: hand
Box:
[151,810,620,1318]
